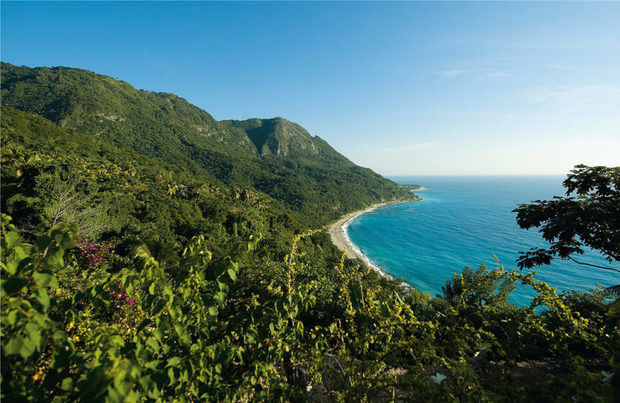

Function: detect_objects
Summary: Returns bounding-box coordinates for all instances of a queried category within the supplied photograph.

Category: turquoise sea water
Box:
[346,176,618,306]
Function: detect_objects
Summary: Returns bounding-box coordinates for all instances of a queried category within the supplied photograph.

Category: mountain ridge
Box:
[1,62,415,223]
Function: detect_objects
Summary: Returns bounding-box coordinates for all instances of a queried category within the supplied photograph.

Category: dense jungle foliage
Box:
[1,63,619,401]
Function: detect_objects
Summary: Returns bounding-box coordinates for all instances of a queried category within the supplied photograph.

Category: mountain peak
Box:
[222,117,326,158]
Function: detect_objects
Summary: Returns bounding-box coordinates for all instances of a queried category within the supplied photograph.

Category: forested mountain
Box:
[221,117,344,162]
[1,62,414,223]
[1,106,299,264]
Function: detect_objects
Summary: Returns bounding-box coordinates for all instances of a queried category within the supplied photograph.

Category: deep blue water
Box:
[346,176,618,305]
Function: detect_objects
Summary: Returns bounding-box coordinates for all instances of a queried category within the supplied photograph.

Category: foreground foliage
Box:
[514,165,619,273]
[2,215,617,401]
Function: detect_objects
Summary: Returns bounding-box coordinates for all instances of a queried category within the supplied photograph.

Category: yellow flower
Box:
[33,370,43,381]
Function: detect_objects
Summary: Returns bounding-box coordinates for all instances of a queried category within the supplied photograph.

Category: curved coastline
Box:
[327,189,424,282]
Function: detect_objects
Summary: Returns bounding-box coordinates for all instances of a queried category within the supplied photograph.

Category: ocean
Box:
[346,176,618,306]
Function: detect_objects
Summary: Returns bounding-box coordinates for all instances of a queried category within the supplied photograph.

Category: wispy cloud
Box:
[480,71,513,79]
[436,68,513,80]
[569,139,616,146]
[449,38,620,52]
[375,141,440,153]
[546,64,620,74]
[523,85,620,108]
[436,69,466,78]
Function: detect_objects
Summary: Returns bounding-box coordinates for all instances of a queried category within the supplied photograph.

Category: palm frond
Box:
[605,283,620,296]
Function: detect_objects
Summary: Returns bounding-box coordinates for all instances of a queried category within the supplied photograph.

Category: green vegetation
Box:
[1,63,415,224]
[1,63,618,401]
[514,165,619,275]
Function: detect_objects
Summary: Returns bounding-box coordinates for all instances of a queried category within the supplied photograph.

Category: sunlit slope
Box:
[1,62,413,223]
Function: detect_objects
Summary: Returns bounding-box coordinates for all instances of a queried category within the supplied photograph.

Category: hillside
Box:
[0,106,309,265]
[1,62,415,223]
[221,117,345,163]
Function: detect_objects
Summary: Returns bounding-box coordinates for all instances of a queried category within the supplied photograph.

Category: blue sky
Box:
[2,1,619,175]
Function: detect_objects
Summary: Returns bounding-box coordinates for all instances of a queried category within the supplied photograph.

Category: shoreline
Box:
[327,194,422,283]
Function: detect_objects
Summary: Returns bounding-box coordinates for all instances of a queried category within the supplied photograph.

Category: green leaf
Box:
[213,292,227,307]
[25,322,42,349]
[144,360,162,370]
[45,248,64,268]
[134,244,152,259]
[3,336,25,356]
[5,246,28,275]
[167,367,177,385]
[33,235,52,251]
[125,390,141,403]
[34,288,50,310]
[61,377,74,391]
[4,231,21,249]
[174,324,191,345]
[145,337,159,352]
[1,277,27,295]
[217,279,229,294]
[166,356,182,368]
[5,310,17,326]
[33,272,59,288]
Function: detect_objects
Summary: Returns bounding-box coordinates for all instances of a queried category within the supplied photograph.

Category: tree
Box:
[514,165,620,398]
[38,173,111,239]
[513,165,619,275]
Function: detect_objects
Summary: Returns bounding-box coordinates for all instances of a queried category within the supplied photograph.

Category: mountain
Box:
[221,117,345,163]
[1,105,307,265]
[0,63,255,178]
[1,62,415,223]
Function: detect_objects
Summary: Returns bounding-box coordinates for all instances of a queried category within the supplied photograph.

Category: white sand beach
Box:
[327,199,417,281]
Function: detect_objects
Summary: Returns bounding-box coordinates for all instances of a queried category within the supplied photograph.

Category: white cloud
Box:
[569,139,615,146]
[480,71,513,79]
[437,69,466,78]
[523,85,620,108]
[545,64,620,75]
[451,38,620,52]
[375,141,440,153]
[437,68,513,80]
